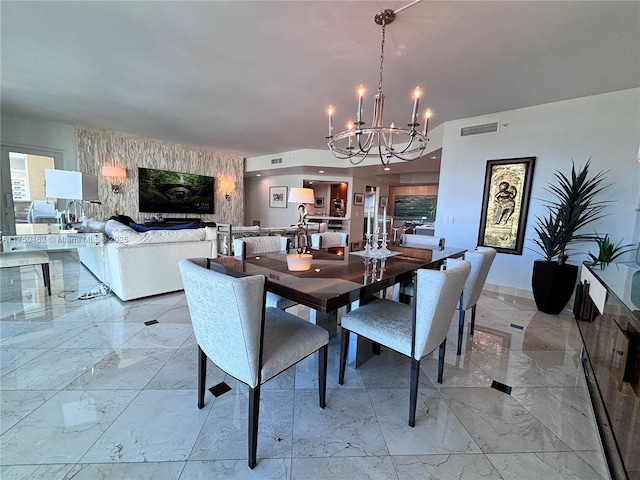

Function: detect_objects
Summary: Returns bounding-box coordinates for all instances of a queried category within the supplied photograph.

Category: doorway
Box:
[1,145,62,236]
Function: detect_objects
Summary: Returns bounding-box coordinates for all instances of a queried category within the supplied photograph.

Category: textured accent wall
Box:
[77,128,244,224]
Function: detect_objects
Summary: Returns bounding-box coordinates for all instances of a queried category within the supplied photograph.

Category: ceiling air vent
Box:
[270,157,282,165]
[460,121,499,137]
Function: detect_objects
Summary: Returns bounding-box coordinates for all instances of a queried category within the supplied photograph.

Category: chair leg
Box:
[197,346,207,409]
[457,305,466,356]
[409,358,420,427]
[437,339,446,384]
[338,328,350,384]
[41,263,51,295]
[318,345,328,408]
[470,304,477,335]
[248,385,260,469]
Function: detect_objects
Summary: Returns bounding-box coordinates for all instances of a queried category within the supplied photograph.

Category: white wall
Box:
[437,88,640,293]
[1,112,78,170]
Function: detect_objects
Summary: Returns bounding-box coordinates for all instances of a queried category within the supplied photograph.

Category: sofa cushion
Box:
[112,227,207,245]
[105,219,135,238]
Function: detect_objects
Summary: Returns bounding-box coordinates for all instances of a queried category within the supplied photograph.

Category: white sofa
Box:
[78,219,217,301]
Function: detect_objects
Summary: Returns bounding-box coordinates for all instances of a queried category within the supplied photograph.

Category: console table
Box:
[578,262,640,480]
[2,224,104,252]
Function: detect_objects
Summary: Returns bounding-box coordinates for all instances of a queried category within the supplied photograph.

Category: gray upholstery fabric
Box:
[233,236,289,258]
[446,247,496,310]
[179,258,328,388]
[310,232,348,249]
[341,261,470,360]
[232,237,296,309]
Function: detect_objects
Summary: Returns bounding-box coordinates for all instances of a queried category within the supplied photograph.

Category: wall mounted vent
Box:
[460,122,499,137]
[270,157,283,165]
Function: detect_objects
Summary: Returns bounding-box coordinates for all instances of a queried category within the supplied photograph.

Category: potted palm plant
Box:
[531,160,609,314]
[586,234,636,269]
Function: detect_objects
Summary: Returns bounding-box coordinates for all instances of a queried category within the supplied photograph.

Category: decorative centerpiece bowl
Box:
[286,253,312,271]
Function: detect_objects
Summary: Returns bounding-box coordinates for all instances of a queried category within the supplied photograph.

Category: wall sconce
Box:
[101,165,127,194]
[219,177,236,201]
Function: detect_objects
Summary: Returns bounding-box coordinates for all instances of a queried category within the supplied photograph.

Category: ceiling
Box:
[2,1,638,183]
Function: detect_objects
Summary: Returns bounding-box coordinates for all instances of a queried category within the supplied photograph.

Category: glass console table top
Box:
[586,261,640,316]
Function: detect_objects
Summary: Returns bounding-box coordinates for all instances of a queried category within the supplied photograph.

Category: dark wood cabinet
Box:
[578,263,640,480]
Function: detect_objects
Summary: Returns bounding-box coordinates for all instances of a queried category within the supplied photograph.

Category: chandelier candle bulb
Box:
[357,85,364,124]
[367,208,371,236]
[328,106,334,137]
[423,109,431,136]
[411,87,421,125]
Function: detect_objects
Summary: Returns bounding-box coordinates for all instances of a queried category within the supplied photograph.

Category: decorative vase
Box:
[532,260,579,314]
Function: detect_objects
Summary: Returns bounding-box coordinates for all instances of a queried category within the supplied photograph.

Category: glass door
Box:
[1,146,61,237]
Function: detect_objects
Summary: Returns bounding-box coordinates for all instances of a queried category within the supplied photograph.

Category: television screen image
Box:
[138,167,214,214]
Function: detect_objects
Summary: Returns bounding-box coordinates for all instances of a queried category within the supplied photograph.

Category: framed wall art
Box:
[379,196,388,208]
[477,157,535,255]
[353,193,364,206]
[269,186,288,208]
[314,197,324,208]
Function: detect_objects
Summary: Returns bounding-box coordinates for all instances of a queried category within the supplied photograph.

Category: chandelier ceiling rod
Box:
[326,1,432,166]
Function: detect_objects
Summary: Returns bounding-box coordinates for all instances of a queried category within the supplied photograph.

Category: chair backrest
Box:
[448,246,496,310]
[318,222,328,233]
[310,232,348,249]
[413,260,471,359]
[401,234,445,250]
[179,258,265,388]
[233,235,289,259]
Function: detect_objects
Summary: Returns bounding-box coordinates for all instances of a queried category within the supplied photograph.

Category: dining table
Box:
[210,245,466,366]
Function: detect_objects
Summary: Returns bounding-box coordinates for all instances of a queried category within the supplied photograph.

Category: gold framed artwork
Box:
[477,157,536,255]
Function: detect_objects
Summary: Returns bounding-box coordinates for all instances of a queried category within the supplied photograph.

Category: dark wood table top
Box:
[211,246,466,313]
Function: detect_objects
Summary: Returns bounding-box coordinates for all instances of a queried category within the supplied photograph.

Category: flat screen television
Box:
[138,167,214,214]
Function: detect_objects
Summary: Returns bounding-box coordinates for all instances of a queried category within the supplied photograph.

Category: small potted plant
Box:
[531,160,610,314]
[586,234,636,269]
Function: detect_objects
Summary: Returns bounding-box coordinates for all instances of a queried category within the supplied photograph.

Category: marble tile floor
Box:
[0,251,612,479]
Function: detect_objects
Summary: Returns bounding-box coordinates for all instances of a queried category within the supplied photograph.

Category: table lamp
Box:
[45,169,100,227]
[288,187,315,226]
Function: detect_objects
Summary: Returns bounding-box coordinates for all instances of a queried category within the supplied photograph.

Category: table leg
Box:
[310,309,338,338]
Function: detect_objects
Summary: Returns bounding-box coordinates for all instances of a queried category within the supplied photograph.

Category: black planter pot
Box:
[532,260,579,314]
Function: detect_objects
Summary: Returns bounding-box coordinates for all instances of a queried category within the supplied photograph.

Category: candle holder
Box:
[370,228,380,256]
[364,234,373,255]
[379,232,389,255]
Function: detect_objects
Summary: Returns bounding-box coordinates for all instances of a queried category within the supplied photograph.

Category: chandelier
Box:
[326,6,432,166]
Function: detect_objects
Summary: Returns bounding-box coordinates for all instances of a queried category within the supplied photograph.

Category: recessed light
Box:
[431,156,437,159]
[383,167,391,171]
[318,170,325,174]
[256,174,262,177]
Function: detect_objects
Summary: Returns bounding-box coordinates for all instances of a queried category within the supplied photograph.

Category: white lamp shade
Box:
[101,165,127,178]
[288,187,314,204]
[45,169,99,201]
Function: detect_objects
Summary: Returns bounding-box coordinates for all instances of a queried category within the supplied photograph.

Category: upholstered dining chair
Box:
[446,246,496,355]
[179,258,329,469]
[338,261,470,427]
[310,232,349,249]
[232,235,297,310]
